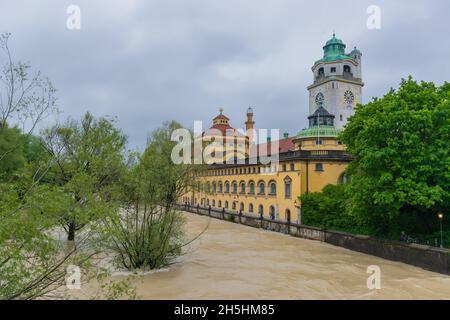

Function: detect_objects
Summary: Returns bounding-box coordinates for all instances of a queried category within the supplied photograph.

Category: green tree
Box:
[340,78,450,237]
[103,121,202,270]
[0,125,25,177]
[41,112,127,241]
[299,184,359,232]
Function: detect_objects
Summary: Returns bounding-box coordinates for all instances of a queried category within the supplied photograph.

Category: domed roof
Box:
[315,34,354,64]
[296,125,340,139]
[325,34,345,46]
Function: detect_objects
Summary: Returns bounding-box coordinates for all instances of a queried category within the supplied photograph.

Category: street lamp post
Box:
[438,212,444,248]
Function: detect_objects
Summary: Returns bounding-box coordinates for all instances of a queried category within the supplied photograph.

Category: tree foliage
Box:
[41,112,127,241]
[103,121,200,270]
[339,78,450,236]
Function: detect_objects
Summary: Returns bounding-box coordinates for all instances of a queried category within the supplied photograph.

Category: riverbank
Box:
[73,212,450,299]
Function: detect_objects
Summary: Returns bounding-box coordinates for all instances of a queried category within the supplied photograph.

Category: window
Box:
[338,172,349,185]
[269,206,275,220]
[240,203,244,212]
[284,177,292,198]
[258,182,265,195]
[269,182,276,195]
[315,163,324,172]
[232,181,237,194]
[344,65,351,73]
[212,200,215,207]
[331,67,336,73]
[286,209,291,222]
[225,182,230,193]
[258,205,264,215]
[225,201,229,209]
[290,163,295,171]
[249,182,255,194]
[240,182,246,194]
[249,203,254,213]
[218,200,222,208]
[340,114,343,121]
[232,202,236,210]
[219,182,223,193]
[282,164,286,172]
[212,182,216,193]
[318,67,324,76]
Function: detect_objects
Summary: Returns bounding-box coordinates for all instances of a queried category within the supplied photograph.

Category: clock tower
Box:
[307,34,363,129]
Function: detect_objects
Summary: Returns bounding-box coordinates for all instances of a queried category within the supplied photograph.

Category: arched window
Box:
[318,67,324,77]
[269,206,275,220]
[240,181,246,194]
[248,181,255,194]
[286,209,291,223]
[249,203,254,213]
[206,182,211,194]
[219,182,223,193]
[206,199,210,206]
[212,182,216,193]
[258,181,265,195]
[269,181,276,195]
[338,172,349,185]
[232,201,236,210]
[218,200,222,208]
[284,177,292,198]
[225,201,229,209]
[240,203,244,212]
[212,200,215,207]
[258,205,264,215]
[232,181,237,194]
[343,65,351,74]
[225,181,230,193]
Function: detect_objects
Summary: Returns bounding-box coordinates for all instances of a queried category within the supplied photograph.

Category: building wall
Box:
[184,158,349,223]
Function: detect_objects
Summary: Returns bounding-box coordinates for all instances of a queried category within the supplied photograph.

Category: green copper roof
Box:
[315,34,354,64]
[325,35,344,46]
[296,125,340,139]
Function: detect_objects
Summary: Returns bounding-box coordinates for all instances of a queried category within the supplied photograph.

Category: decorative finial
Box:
[219,107,224,114]
[333,30,335,37]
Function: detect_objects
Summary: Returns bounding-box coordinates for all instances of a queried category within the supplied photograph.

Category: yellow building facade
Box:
[182,35,360,223]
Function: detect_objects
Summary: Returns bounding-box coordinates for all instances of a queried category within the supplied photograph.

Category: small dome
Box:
[325,34,345,46]
[350,46,362,56]
[247,107,254,114]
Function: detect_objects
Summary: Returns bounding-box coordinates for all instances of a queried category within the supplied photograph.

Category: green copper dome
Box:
[325,34,344,46]
[296,125,340,139]
[315,34,353,64]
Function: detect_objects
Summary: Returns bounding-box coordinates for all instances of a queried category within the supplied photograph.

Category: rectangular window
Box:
[315,163,324,172]
[290,163,295,171]
[282,164,286,172]
[331,67,336,73]
[316,139,322,145]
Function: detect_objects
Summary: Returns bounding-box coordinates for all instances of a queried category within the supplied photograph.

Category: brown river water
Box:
[75,212,450,300]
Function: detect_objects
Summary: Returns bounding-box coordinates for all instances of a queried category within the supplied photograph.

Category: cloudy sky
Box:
[1,0,448,148]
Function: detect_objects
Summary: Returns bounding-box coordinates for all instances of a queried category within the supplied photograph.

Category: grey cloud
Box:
[0,0,448,148]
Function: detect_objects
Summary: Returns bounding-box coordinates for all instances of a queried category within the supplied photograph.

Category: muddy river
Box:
[77,212,450,299]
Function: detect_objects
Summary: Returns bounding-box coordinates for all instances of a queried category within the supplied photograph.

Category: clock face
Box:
[315,92,324,107]
[344,90,354,105]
